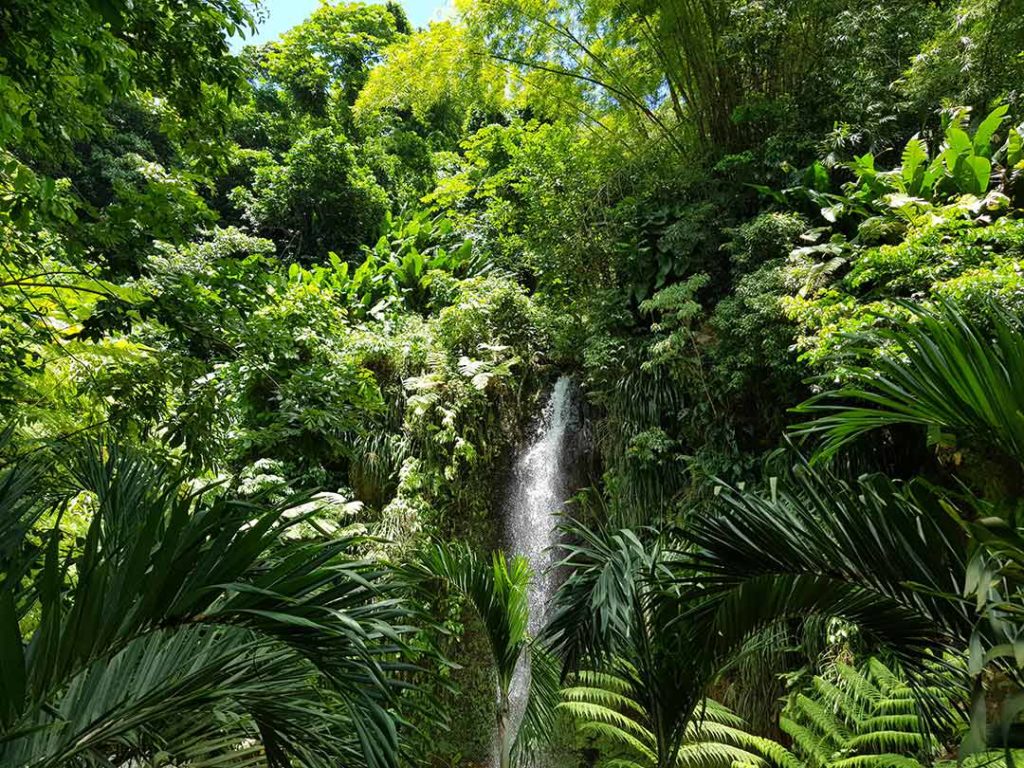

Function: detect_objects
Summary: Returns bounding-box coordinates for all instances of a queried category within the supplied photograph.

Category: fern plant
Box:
[559,661,802,768]
[781,658,950,768]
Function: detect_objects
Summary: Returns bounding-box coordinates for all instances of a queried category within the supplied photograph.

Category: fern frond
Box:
[687,721,763,747]
[792,692,849,747]
[695,699,747,727]
[603,759,650,768]
[835,663,882,711]
[559,701,653,740]
[856,714,921,733]
[871,696,917,715]
[576,721,656,759]
[811,678,856,726]
[577,669,638,694]
[780,716,832,767]
[865,659,901,693]
[813,676,868,726]
[828,754,923,768]
[846,729,927,753]
[783,655,958,768]
[562,685,647,715]
[673,741,768,768]
[564,666,799,768]
[747,735,808,768]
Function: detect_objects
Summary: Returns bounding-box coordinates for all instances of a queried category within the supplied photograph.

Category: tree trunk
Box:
[497,689,511,768]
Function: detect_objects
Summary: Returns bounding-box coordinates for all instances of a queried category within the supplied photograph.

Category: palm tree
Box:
[543,300,1024,765]
[543,521,728,768]
[789,299,1024,752]
[545,472,980,767]
[0,441,420,768]
[408,541,559,768]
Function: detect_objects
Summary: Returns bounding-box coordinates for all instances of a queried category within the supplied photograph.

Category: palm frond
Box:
[409,541,531,691]
[543,519,659,674]
[793,300,1024,467]
[678,462,973,676]
[0,441,419,768]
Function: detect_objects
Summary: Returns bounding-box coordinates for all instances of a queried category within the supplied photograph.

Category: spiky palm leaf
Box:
[791,298,1024,754]
[544,521,662,674]
[792,300,1024,467]
[0,442,419,768]
[545,460,977,766]
[544,521,736,768]
[411,541,530,695]
[675,463,973,681]
[559,661,801,768]
[654,460,980,764]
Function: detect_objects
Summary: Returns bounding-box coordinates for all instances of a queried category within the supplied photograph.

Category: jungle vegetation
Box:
[2,0,1024,766]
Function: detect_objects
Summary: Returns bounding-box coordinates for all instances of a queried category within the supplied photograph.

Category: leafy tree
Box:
[902,0,1024,114]
[463,0,940,149]
[0,0,251,159]
[355,22,507,147]
[234,128,388,261]
[259,1,408,115]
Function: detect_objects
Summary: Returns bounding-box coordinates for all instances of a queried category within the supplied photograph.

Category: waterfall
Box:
[498,375,577,764]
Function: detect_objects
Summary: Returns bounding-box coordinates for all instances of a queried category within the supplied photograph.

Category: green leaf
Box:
[973,104,1009,155]
[0,443,415,768]
[946,126,973,157]
[901,137,928,194]
[965,155,992,194]
[1008,127,1024,168]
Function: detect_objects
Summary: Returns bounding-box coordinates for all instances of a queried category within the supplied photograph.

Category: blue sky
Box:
[231,0,454,49]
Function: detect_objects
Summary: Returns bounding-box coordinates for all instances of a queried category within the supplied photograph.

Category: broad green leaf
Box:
[1008,127,1024,167]
[966,155,991,195]
[946,126,973,157]
[973,104,1009,155]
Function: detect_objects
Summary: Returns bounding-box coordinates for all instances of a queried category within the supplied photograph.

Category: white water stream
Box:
[499,375,576,763]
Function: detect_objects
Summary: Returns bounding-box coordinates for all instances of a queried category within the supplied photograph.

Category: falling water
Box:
[499,375,577,763]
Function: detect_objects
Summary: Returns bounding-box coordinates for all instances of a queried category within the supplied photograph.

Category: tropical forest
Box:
[3,0,1024,766]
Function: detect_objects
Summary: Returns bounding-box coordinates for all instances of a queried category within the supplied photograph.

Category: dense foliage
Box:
[2,0,1024,766]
